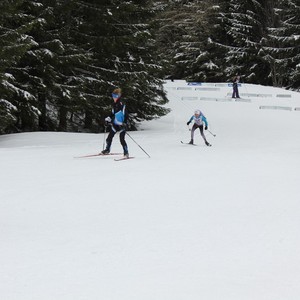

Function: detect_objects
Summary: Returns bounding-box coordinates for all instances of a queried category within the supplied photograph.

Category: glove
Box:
[205,125,208,130]
[105,116,111,123]
[187,121,191,126]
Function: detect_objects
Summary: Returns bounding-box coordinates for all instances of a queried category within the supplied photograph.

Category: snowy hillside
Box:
[1,81,300,300]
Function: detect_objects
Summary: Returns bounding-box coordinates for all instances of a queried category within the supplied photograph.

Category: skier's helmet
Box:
[194,109,201,116]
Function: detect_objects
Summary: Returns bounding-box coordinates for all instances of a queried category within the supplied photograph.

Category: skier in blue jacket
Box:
[101,88,129,157]
[187,109,211,146]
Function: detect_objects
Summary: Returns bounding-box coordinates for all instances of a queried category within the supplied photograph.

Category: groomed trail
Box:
[1,80,300,300]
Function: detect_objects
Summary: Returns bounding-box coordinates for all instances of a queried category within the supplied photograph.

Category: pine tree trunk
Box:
[84,111,93,130]
[38,92,47,130]
[58,106,68,131]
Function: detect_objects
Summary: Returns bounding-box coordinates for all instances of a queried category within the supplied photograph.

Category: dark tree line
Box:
[1,0,299,134]
[155,0,300,87]
[0,0,169,134]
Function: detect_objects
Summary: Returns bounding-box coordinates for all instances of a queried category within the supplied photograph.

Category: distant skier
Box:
[101,88,129,158]
[232,75,240,98]
[186,109,211,146]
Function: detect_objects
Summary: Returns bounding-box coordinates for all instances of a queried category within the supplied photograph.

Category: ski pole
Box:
[126,132,151,158]
[207,129,216,137]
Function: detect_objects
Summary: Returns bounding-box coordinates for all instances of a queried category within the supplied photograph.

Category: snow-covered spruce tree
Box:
[63,0,127,132]
[0,0,39,133]
[154,0,217,81]
[199,0,232,82]
[221,0,269,83]
[152,0,182,79]
[261,0,300,88]
[74,0,169,131]
[16,0,97,132]
[283,0,300,89]
[175,0,225,82]
[188,1,229,82]
[280,0,300,90]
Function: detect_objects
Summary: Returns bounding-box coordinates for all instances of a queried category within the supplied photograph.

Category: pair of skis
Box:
[181,141,212,147]
[74,152,134,161]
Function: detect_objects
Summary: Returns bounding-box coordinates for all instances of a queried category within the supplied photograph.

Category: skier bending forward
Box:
[187,110,211,146]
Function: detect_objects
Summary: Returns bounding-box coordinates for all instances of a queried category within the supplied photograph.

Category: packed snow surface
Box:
[1,81,300,300]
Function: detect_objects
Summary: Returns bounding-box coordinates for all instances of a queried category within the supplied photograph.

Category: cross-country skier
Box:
[101,88,129,157]
[186,109,211,146]
[232,75,240,98]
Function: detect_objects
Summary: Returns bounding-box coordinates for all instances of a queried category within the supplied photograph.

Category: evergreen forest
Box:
[0,0,299,134]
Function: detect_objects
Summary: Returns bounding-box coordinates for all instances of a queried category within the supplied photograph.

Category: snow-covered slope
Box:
[1,81,300,300]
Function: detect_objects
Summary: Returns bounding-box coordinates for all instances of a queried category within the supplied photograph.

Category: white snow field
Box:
[1,80,300,300]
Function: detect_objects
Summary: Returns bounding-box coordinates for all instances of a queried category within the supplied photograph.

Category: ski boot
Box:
[123,151,129,159]
[101,149,110,155]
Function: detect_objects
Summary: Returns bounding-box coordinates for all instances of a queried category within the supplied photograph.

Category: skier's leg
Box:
[232,85,237,98]
[199,125,211,146]
[190,124,196,144]
[119,130,128,155]
[236,87,240,98]
[102,127,116,153]
[199,125,208,143]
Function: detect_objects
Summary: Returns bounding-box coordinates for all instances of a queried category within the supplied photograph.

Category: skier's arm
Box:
[123,104,128,124]
[202,116,208,128]
[187,116,193,125]
[109,108,114,120]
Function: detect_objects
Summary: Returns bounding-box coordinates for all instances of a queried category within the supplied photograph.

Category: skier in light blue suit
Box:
[187,110,211,146]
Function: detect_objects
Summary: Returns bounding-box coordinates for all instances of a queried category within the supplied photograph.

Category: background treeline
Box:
[0,0,299,134]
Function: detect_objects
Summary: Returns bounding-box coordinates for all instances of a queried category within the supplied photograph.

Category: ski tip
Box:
[114,156,135,161]
[181,141,197,146]
[74,153,101,158]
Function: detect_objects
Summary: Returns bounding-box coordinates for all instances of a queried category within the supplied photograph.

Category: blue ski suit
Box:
[104,97,128,155]
[187,112,209,143]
